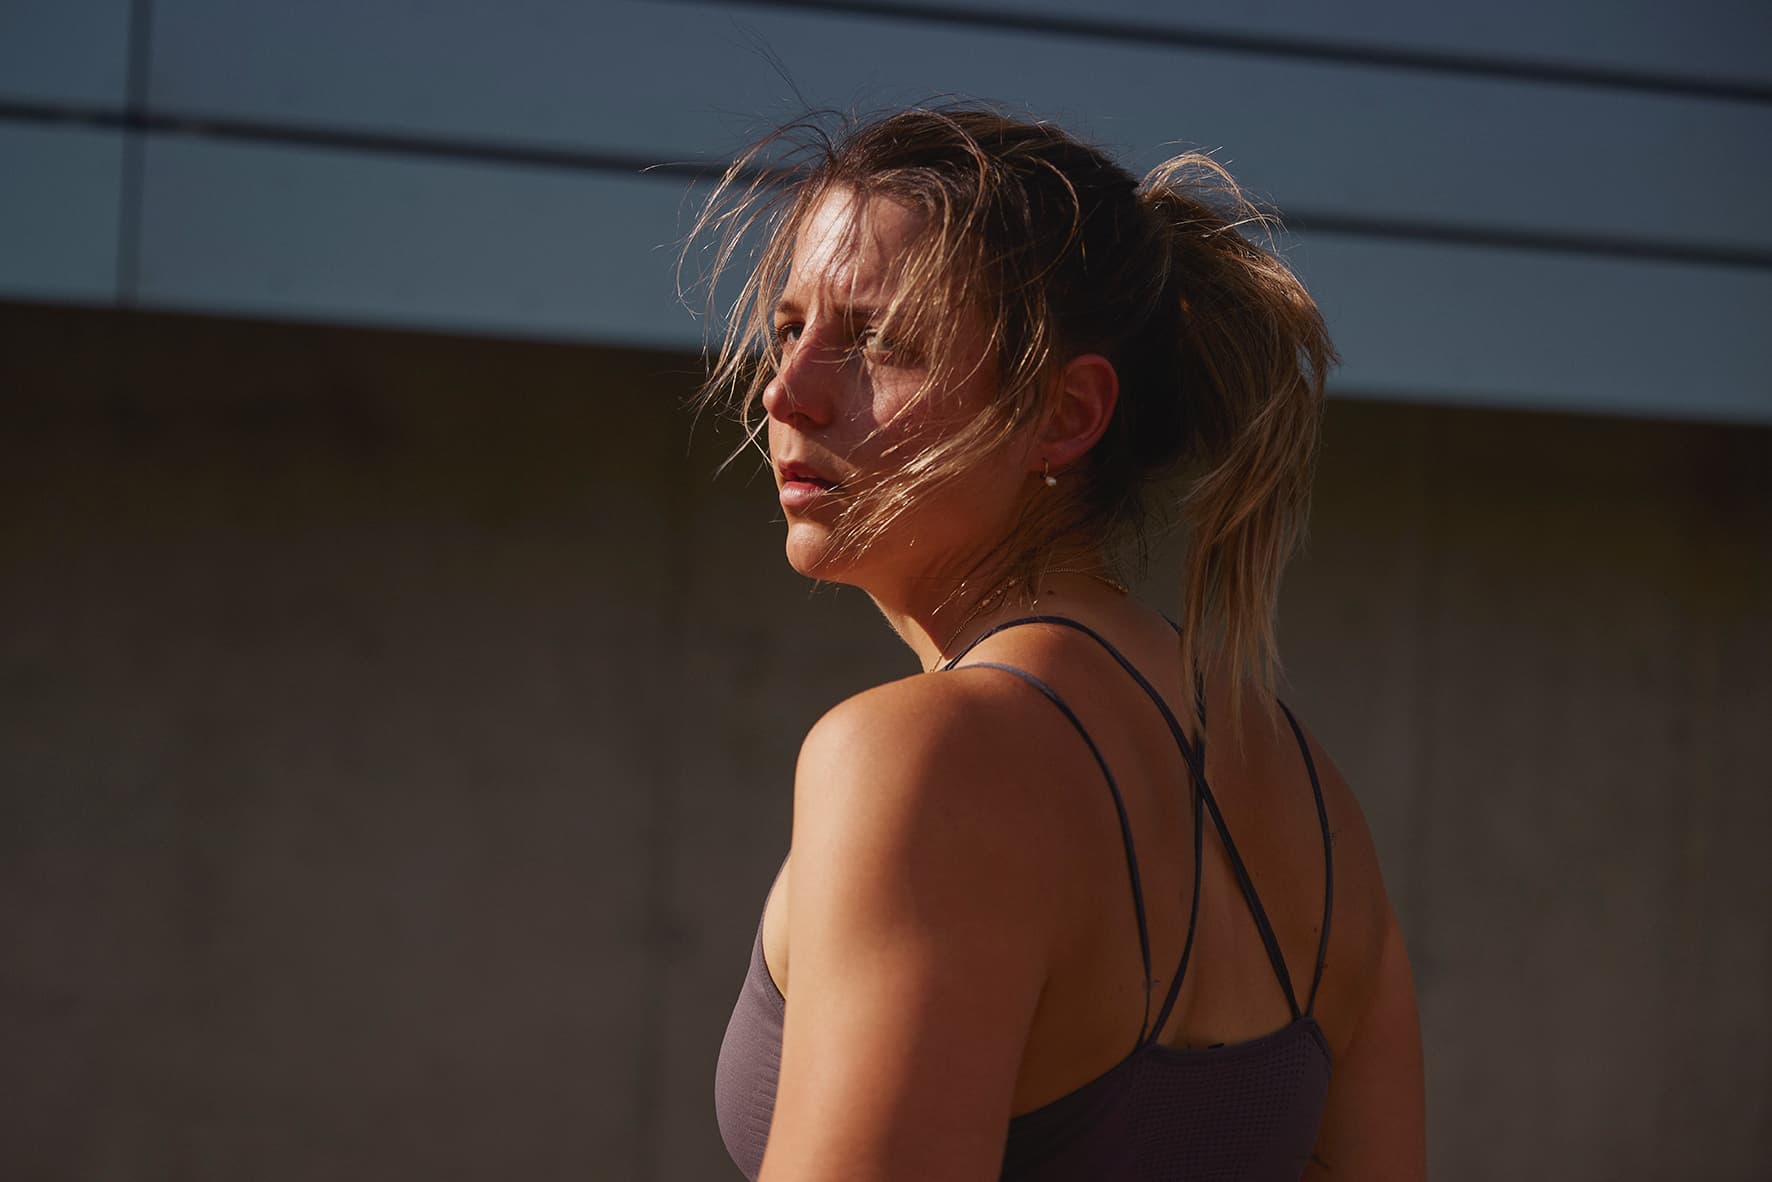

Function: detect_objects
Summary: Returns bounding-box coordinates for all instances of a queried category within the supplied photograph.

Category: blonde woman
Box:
[702,107,1426,1181]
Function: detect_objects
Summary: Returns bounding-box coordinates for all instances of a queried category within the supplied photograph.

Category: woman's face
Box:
[763,188,1032,595]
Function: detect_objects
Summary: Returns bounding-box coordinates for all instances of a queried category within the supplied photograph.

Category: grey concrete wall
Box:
[1278,407,1772,1177]
[2,302,1768,1179]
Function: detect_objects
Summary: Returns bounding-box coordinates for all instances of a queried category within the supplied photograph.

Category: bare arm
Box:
[1306,908,1427,1180]
[758,680,1056,1182]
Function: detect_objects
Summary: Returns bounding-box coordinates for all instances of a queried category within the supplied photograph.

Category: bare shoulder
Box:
[789,666,1094,933]
[796,666,1085,828]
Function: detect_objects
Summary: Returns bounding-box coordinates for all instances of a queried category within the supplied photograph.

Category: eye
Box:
[774,321,803,348]
[857,327,921,368]
[857,328,896,361]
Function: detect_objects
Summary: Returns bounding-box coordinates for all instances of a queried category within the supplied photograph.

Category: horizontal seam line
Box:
[4,101,1769,272]
[674,0,1772,106]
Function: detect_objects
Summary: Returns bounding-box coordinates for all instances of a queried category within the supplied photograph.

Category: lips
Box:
[778,461,838,489]
[777,460,841,512]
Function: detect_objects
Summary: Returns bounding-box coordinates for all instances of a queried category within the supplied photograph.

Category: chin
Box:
[784,547,854,586]
[783,521,863,586]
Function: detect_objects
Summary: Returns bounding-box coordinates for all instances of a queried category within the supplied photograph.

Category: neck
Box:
[867,558,1130,672]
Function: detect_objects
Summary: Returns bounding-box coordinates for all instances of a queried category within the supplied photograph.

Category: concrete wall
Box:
[1278,402,1772,1176]
[2,301,1768,1178]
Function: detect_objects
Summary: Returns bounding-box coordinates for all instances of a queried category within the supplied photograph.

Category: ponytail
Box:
[1134,156,1334,736]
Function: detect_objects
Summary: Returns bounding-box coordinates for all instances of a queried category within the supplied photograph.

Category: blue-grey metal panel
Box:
[0,123,124,303]
[1293,236,1772,424]
[144,1,1772,262]
[0,0,134,107]
[917,0,1772,89]
[132,137,1772,424]
[135,133,691,348]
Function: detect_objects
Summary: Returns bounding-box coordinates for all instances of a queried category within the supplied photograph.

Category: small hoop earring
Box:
[1042,461,1058,488]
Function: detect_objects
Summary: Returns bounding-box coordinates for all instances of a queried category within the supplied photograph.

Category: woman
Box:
[700,107,1426,1180]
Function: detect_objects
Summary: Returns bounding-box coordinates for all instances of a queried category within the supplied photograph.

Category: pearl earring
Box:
[1042,461,1057,488]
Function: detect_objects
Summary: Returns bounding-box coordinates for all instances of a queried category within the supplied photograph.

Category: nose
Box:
[761,337,839,430]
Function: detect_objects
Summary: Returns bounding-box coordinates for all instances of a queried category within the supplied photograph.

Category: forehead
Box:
[782,187,921,307]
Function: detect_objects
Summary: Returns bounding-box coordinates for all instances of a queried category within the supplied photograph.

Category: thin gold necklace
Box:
[930,568,1130,671]
[927,581,1017,672]
[1040,570,1131,598]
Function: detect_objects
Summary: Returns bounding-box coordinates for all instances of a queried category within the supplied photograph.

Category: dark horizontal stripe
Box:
[0,101,729,180]
[1279,211,1772,272]
[5,100,1770,273]
[683,0,1772,106]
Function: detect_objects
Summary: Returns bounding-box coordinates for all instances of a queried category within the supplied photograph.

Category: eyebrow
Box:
[773,297,887,324]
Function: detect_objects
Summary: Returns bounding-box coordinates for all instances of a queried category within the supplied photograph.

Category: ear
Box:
[1035,353,1119,475]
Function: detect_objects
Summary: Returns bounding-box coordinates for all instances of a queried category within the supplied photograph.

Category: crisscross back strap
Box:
[946,615,1311,1022]
[1146,687,1206,1046]
[955,660,1156,1050]
[1278,698,1335,1016]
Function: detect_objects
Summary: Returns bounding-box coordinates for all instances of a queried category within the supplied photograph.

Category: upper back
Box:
[940,604,1392,1067]
[733,598,1423,1179]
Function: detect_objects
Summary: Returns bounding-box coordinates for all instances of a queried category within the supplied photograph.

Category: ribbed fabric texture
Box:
[713,907,785,1182]
[713,904,1331,1181]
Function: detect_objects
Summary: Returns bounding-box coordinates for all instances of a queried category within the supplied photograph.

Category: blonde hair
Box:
[686,105,1334,726]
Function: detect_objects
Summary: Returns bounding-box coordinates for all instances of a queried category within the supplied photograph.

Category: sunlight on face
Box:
[763,188,1027,595]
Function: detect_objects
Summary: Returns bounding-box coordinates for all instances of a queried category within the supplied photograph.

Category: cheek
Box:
[866,378,982,454]
[833,395,924,465]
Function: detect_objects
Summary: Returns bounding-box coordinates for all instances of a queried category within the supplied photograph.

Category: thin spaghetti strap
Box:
[940,615,1055,670]
[982,615,1305,1020]
[943,614,1306,1020]
[1144,676,1205,1047]
[1193,772,1304,1020]
[958,660,1157,1051]
[947,616,1200,773]
[1278,698,1334,1017]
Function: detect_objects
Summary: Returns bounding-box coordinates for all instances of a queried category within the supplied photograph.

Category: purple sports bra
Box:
[714,615,1335,1180]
